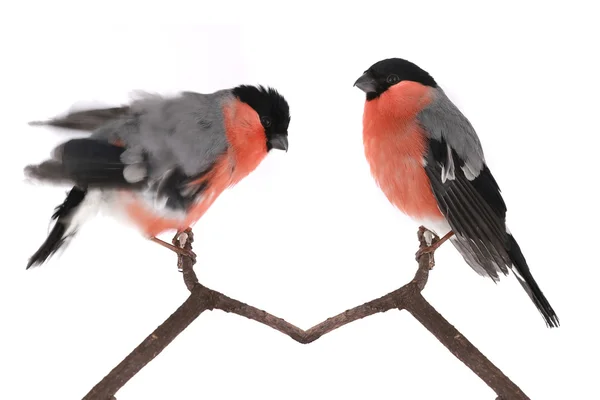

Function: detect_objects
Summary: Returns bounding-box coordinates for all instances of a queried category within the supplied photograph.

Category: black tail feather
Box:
[26,186,87,269]
[507,234,560,328]
[28,106,131,132]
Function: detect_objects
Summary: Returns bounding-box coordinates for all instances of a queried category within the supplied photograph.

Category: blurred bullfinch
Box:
[25,85,290,269]
[354,58,559,328]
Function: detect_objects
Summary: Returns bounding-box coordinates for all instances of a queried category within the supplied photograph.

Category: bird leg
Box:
[415,230,455,261]
[150,235,196,261]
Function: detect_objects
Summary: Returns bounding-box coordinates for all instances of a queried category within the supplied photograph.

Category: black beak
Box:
[354,71,377,94]
[269,134,288,152]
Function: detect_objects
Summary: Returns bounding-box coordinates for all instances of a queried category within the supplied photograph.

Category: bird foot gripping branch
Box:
[148,228,198,274]
[414,229,455,266]
[172,228,196,272]
[150,235,197,262]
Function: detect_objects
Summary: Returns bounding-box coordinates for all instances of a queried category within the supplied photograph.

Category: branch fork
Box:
[81,227,530,400]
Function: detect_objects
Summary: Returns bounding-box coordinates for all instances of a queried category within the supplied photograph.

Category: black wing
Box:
[424,137,511,281]
[25,138,212,269]
[25,138,144,188]
[424,137,560,327]
[24,138,211,213]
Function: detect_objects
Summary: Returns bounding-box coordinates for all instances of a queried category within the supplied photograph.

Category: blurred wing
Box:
[25,138,215,214]
[27,91,232,213]
[24,138,146,188]
[126,91,232,212]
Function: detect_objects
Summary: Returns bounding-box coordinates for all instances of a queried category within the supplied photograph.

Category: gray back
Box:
[92,89,233,180]
[417,88,485,179]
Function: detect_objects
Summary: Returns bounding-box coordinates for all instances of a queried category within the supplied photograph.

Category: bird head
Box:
[354,58,437,100]
[232,85,291,152]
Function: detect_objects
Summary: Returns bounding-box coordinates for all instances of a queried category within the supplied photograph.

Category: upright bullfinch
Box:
[354,58,559,328]
[25,85,290,269]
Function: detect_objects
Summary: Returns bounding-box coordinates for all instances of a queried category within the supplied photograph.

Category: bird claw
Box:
[150,235,196,262]
[177,231,189,248]
[172,229,196,272]
[415,230,455,263]
[423,230,436,247]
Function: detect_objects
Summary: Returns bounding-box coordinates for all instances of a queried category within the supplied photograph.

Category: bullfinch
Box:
[25,85,290,269]
[354,58,559,328]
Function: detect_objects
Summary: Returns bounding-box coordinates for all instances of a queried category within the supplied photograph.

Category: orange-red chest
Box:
[362,82,444,221]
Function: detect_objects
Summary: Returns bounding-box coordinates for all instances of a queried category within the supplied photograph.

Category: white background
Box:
[1,1,598,399]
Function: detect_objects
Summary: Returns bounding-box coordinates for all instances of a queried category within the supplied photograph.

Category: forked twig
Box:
[82,227,529,400]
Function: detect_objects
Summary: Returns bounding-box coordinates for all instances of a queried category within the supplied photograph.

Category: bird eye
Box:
[386,74,400,84]
[260,116,272,128]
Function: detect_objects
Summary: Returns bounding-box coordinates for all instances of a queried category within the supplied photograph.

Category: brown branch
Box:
[405,294,529,399]
[82,285,215,400]
[81,227,530,400]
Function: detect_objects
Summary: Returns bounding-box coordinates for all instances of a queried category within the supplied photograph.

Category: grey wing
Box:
[27,90,232,214]
[418,89,512,281]
[32,89,232,180]
[29,89,232,178]
[107,90,232,211]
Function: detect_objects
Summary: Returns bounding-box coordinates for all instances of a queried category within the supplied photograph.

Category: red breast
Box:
[120,98,269,237]
[363,81,444,221]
